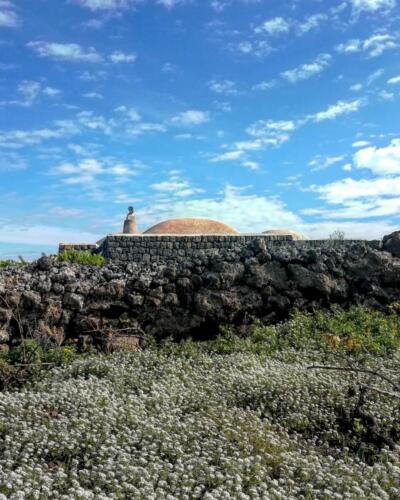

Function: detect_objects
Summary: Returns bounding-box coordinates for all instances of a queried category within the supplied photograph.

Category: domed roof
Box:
[144,218,238,235]
[263,229,307,240]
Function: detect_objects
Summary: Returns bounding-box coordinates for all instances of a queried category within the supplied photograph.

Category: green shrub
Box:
[8,340,43,365]
[0,260,20,268]
[58,250,105,266]
[156,306,400,359]
[43,346,77,365]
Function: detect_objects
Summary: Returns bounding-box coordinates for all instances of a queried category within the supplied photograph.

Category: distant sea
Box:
[0,243,57,262]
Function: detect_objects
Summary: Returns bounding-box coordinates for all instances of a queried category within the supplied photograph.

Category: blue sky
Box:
[0,0,400,258]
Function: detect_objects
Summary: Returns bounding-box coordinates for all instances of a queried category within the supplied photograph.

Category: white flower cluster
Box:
[0,351,399,499]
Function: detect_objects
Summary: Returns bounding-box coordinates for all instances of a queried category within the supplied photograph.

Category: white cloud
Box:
[0,224,101,246]
[352,140,370,147]
[0,1,19,27]
[109,164,136,177]
[213,100,232,112]
[336,39,362,54]
[388,75,400,84]
[233,139,264,151]
[171,110,210,126]
[353,138,400,175]
[109,51,136,63]
[364,34,398,57]
[0,151,27,171]
[128,122,167,135]
[350,0,396,14]
[210,0,228,11]
[308,155,345,171]
[207,79,238,95]
[140,185,302,233]
[52,157,138,185]
[0,80,62,107]
[379,90,394,100]
[139,184,396,238]
[17,80,41,105]
[210,150,244,162]
[367,68,384,85]
[236,40,273,57]
[49,206,83,217]
[281,54,331,83]
[336,33,399,58]
[71,0,131,11]
[247,120,296,135]
[209,98,364,168]
[79,70,107,81]
[157,0,186,7]
[0,121,79,148]
[242,160,260,171]
[115,105,141,121]
[76,111,113,134]
[209,120,296,163]
[255,17,290,36]
[68,143,93,156]
[252,80,276,91]
[310,176,400,204]
[42,86,61,97]
[297,14,327,35]
[83,92,104,99]
[305,198,400,220]
[72,0,189,12]
[161,62,177,73]
[54,158,104,176]
[151,175,204,197]
[307,99,364,122]
[350,83,363,91]
[303,220,397,239]
[28,41,103,62]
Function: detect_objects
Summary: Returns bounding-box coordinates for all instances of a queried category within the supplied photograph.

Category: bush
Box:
[58,250,105,266]
[156,306,400,359]
[43,346,77,365]
[8,340,43,365]
[0,259,23,268]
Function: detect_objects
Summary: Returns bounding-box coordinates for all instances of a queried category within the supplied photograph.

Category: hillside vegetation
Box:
[0,307,399,499]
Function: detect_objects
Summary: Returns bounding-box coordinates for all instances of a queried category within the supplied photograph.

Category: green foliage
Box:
[58,250,105,266]
[0,343,78,390]
[0,260,25,268]
[8,340,43,365]
[43,346,77,365]
[156,306,400,359]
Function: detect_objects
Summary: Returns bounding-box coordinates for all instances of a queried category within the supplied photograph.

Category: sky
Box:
[0,0,400,258]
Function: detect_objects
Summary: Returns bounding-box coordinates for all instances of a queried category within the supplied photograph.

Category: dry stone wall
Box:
[99,234,382,264]
[2,233,400,348]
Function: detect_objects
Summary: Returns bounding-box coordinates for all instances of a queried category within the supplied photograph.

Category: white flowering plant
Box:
[0,341,399,498]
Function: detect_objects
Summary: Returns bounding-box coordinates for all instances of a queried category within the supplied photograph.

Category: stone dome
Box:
[144,218,238,235]
[263,229,307,240]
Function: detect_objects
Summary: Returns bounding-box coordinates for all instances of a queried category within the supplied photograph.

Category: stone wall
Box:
[99,234,382,264]
[59,243,98,253]
[2,234,400,347]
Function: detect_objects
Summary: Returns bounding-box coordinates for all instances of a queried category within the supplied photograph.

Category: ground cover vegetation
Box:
[57,251,105,267]
[0,306,399,498]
